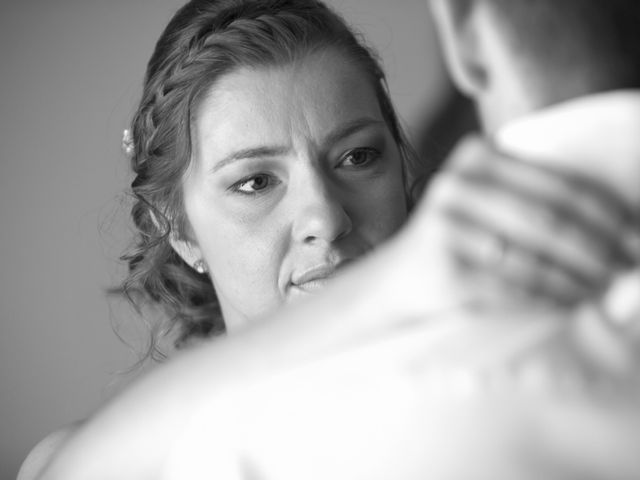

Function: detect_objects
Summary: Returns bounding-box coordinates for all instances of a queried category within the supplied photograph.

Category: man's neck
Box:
[494,89,640,208]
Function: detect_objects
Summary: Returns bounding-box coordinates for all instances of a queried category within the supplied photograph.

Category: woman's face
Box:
[179,50,408,331]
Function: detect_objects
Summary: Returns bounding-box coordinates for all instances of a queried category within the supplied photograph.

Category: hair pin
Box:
[122,128,135,158]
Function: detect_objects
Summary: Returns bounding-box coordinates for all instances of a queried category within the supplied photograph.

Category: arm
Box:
[38,137,637,479]
[18,422,82,480]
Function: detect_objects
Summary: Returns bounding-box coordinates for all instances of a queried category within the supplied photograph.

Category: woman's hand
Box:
[400,135,638,314]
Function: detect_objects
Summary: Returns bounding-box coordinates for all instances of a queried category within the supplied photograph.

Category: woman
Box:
[116,0,620,353]
[23,0,635,478]
[116,0,420,351]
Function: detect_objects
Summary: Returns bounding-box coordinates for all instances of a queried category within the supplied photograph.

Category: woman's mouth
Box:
[290,264,340,294]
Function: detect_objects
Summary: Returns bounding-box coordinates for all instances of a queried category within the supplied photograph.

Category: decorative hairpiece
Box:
[122,129,135,158]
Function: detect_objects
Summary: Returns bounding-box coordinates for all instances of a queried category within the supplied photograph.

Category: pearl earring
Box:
[193,259,208,274]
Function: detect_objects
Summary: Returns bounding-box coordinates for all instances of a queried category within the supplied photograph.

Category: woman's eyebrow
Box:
[321,117,386,146]
[210,146,290,173]
[209,118,385,174]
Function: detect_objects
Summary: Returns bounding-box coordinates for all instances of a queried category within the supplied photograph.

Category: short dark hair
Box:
[118,0,422,357]
[485,0,640,92]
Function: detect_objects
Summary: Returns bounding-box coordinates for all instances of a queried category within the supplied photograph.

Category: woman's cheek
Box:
[220,187,284,225]
[370,173,409,235]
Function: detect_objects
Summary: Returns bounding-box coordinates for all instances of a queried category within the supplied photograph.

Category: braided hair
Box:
[119,0,422,356]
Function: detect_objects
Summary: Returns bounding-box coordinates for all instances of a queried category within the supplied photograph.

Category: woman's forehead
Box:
[194,51,384,149]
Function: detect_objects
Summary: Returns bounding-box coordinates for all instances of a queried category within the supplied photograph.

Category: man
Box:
[429,0,640,347]
[36,1,640,479]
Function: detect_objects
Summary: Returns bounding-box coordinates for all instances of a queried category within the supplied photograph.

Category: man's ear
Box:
[429,0,488,97]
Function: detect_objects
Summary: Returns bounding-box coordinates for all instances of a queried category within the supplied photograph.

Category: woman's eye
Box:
[339,148,380,168]
[233,174,273,194]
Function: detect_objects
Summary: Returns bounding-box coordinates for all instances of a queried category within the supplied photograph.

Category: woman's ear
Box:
[429,0,488,97]
[169,235,205,271]
[149,208,205,271]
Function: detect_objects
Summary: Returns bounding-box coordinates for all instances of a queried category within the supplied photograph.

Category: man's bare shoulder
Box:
[17,421,83,480]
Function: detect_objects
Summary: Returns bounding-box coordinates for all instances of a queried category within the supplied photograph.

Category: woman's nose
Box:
[291,174,353,244]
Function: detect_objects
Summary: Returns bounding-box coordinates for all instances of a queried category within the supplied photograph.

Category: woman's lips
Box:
[290,264,340,293]
[291,277,333,293]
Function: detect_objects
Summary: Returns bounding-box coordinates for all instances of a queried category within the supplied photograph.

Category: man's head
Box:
[429,0,640,132]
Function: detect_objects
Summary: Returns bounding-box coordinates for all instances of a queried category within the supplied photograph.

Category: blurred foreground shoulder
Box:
[17,421,83,480]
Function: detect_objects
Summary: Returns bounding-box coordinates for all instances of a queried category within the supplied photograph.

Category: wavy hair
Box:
[118,0,424,357]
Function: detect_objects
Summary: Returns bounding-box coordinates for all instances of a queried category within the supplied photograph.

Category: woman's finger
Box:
[431,209,595,306]
[444,137,637,267]
[428,171,615,293]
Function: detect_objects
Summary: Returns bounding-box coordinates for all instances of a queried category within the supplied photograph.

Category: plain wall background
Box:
[0,1,447,477]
